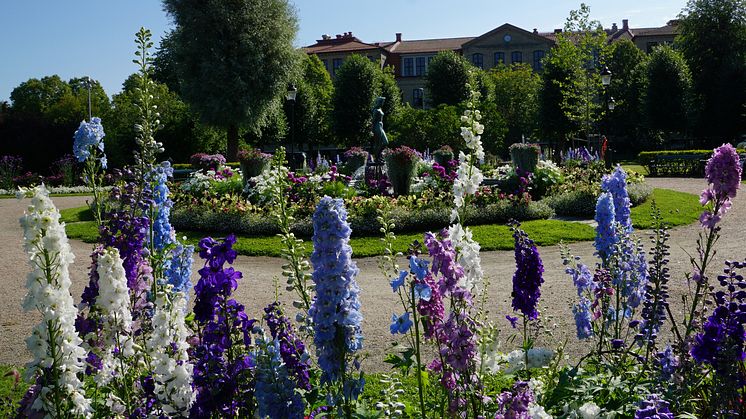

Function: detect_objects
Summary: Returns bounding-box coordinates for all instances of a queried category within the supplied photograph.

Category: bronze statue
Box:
[370,96,388,162]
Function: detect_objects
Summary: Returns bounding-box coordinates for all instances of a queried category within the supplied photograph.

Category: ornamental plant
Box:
[343,146,368,174]
[237,147,272,179]
[509,142,540,174]
[309,196,364,415]
[384,145,421,196]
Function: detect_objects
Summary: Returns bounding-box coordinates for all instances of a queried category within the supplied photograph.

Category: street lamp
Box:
[415,87,424,110]
[85,76,93,121]
[608,96,616,111]
[600,66,612,87]
[286,84,297,166]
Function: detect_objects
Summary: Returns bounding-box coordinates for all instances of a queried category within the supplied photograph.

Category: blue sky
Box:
[0,0,686,102]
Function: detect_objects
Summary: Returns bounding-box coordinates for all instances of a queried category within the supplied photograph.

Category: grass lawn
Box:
[0,365,28,416]
[619,160,649,176]
[61,188,700,258]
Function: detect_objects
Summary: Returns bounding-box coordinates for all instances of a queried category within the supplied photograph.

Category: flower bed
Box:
[11,39,746,418]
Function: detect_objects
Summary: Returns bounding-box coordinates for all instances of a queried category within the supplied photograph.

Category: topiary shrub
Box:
[237,148,271,183]
[509,143,540,174]
[384,146,421,196]
[342,147,368,175]
[433,145,454,167]
[542,189,598,218]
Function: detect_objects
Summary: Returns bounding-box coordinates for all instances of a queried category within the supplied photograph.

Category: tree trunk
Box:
[226,124,239,162]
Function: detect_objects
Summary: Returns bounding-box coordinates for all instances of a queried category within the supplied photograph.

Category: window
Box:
[494,52,505,66]
[532,50,545,71]
[511,51,522,64]
[415,57,426,76]
[427,56,433,65]
[402,57,414,77]
[332,58,343,76]
[472,53,484,69]
[413,88,424,108]
[322,59,329,72]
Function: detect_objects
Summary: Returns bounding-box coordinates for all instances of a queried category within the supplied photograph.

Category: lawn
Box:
[619,160,649,176]
[60,188,700,258]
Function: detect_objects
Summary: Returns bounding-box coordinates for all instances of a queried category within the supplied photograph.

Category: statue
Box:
[370,97,388,163]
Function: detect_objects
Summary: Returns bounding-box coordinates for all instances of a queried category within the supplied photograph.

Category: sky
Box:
[0,0,687,102]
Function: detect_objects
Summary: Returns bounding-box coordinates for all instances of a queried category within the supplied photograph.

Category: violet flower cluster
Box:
[511,223,545,320]
[309,196,364,400]
[263,302,312,391]
[190,235,256,417]
[699,143,742,228]
[634,394,674,419]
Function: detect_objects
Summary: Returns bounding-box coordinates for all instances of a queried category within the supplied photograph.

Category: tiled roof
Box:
[303,40,383,54]
[386,37,475,54]
[631,25,679,37]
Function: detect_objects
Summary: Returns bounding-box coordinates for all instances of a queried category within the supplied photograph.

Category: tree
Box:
[489,64,540,148]
[425,51,473,106]
[539,4,608,150]
[332,54,380,146]
[10,75,72,117]
[152,30,181,95]
[607,40,647,143]
[644,45,693,140]
[106,74,224,167]
[285,54,334,152]
[379,66,402,128]
[163,0,299,161]
[678,0,746,142]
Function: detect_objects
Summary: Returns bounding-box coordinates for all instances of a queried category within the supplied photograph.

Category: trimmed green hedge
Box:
[638,149,745,177]
[171,200,554,238]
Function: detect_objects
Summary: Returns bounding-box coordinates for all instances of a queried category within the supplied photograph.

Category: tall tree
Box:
[607,40,647,144]
[332,54,380,147]
[163,0,299,161]
[644,45,693,141]
[489,63,540,147]
[425,51,473,106]
[10,75,72,117]
[678,0,746,142]
[379,66,402,129]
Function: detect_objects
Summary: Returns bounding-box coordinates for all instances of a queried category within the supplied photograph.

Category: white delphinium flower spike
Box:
[19,185,92,418]
[94,248,135,387]
[148,287,195,415]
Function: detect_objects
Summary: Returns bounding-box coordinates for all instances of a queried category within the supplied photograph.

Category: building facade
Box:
[303,20,678,107]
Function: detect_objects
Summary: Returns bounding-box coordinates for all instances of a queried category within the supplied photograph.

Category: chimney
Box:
[622,19,629,30]
[322,34,330,40]
[336,34,342,39]
[554,28,562,34]
[396,32,402,42]
[612,22,618,31]
[533,28,538,34]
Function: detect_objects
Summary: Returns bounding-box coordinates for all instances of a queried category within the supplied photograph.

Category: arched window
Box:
[511,51,522,64]
[494,52,505,66]
[533,50,545,71]
[472,53,484,69]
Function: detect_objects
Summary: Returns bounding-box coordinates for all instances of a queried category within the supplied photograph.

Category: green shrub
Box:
[384,146,420,196]
[628,182,653,206]
[509,143,540,173]
[433,145,454,167]
[542,189,598,218]
[637,149,745,177]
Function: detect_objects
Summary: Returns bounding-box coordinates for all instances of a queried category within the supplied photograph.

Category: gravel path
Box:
[1,179,744,372]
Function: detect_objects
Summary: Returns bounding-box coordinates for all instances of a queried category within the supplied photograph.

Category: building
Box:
[303,19,678,107]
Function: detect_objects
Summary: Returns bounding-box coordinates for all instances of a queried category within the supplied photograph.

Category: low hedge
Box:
[542,182,652,218]
[171,200,554,238]
[638,149,745,177]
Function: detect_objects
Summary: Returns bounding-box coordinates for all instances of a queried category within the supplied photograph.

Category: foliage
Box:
[332,54,381,147]
[286,54,335,151]
[425,50,473,106]
[643,45,693,137]
[678,0,746,141]
[489,64,541,149]
[390,104,463,152]
[607,39,647,146]
[163,0,299,160]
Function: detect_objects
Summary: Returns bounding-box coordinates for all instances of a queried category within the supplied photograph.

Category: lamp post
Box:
[85,76,93,121]
[416,87,424,110]
[286,84,297,167]
[600,66,613,167]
